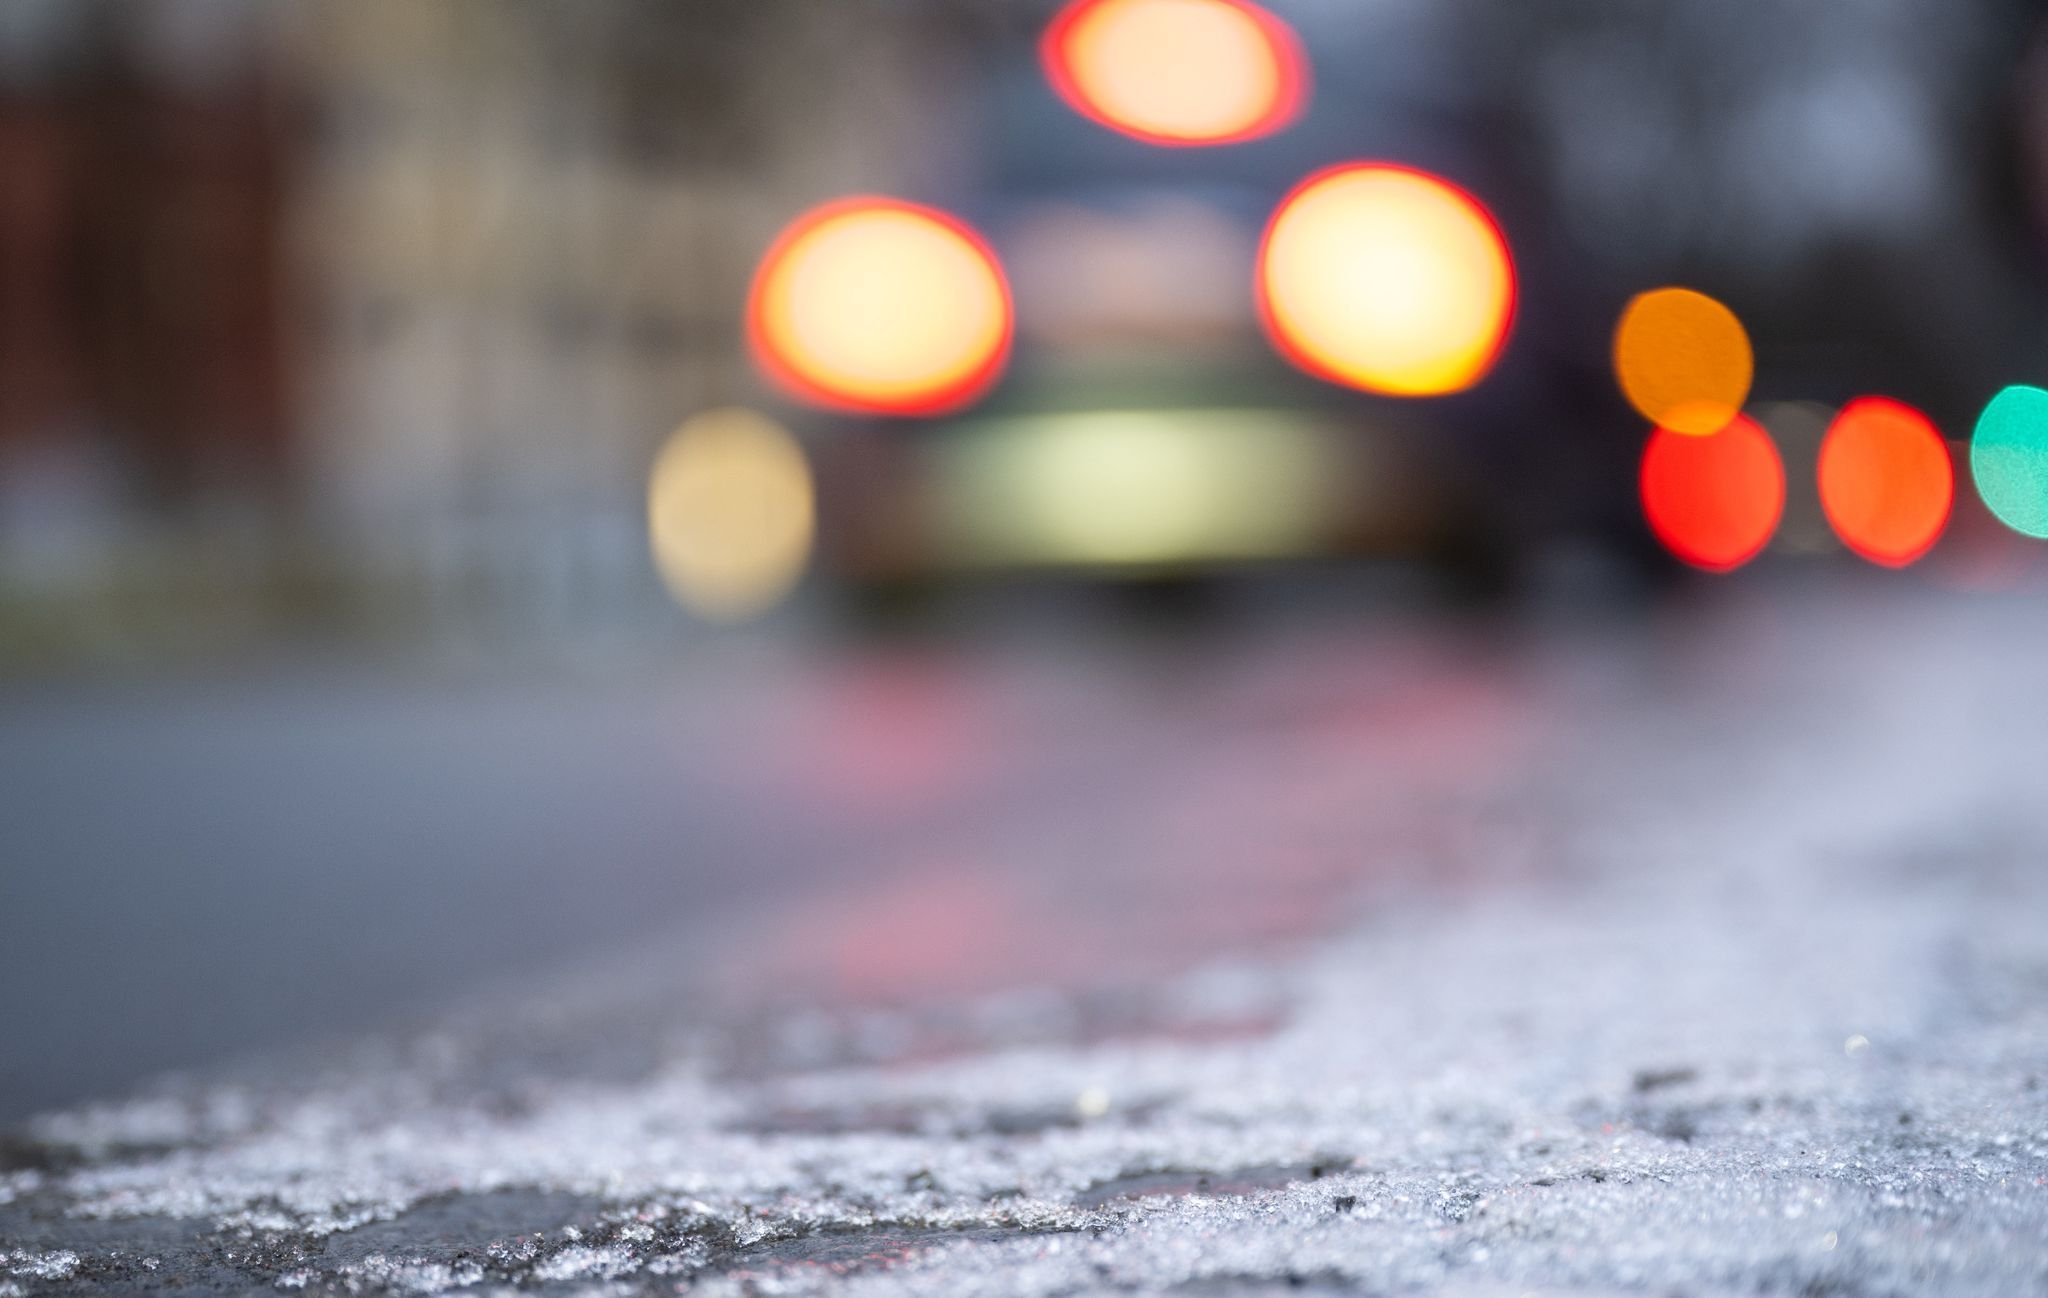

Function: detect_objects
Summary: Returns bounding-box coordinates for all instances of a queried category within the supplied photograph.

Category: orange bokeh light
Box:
[1042,0,1307,147]
[1640,415,1784,571]
[747,197,1013,417]
[1614,288,1753,436]
[1256,163,1515,397]
[1817,396,1952,567]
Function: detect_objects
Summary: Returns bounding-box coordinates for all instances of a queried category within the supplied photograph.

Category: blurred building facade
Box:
[0,0,965,658]
[0,2,288,575]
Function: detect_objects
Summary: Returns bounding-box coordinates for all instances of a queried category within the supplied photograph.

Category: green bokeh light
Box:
[1970,385,2048,539]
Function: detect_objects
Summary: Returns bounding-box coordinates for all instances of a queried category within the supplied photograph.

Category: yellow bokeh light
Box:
[648,408,814,621]
[1043,0,1307,146]
[748,198,1012,417]
[1256,164,1515,397]
[1613,288,1753,435]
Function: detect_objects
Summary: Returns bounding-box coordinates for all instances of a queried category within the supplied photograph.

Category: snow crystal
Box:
[4,594,2047,1294]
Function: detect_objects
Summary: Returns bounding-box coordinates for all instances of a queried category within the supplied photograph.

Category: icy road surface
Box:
[4,585,2048,1295]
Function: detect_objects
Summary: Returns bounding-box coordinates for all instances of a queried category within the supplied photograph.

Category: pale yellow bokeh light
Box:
[749,200,1011,416]
[1257,165,1515,397]
[1019,415,1215,565]
[648,409,814,621]
[1047,0,1302,146]
[928,409,1341,569]
[1614,287,1753,435]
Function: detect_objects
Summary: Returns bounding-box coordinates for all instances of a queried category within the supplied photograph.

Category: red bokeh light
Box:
[1817,396,1953,567]
[1640,415,1785,571]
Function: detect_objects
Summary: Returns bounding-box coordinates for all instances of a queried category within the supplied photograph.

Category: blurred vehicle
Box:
[2,0,2047,657]
[792,1,1541,605]
[779,0,2048,607]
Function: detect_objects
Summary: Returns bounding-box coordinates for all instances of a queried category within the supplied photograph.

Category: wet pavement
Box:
[3,580,2047,1294]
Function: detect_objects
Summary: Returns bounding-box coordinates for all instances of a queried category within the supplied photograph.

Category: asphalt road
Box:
[3,578,2047,1295]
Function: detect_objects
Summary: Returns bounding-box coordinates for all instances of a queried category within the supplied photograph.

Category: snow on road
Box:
[4,587,2047,1295]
